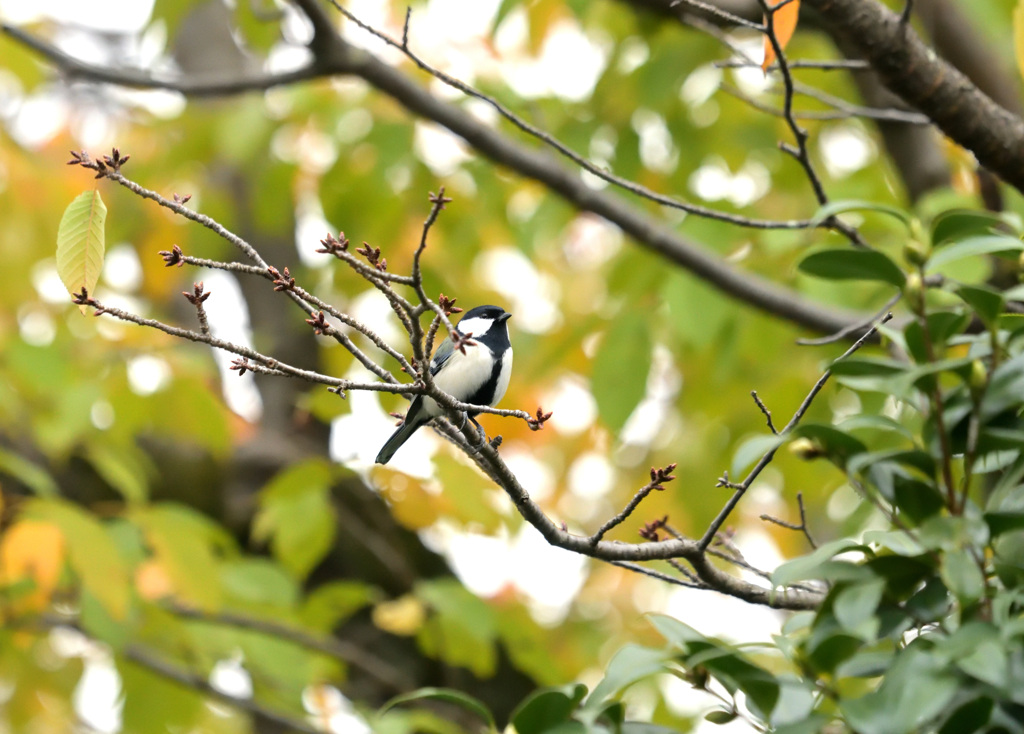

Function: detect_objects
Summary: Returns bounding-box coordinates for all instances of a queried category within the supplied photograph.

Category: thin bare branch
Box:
[700,312,894,551]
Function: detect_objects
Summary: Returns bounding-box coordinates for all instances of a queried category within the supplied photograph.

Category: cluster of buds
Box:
[68,148,129,178]
[173,193,192,204]
[316,232,350,255]
[355,243,386,271]
[428,189,452,209]
[182,281,211,306]
[450,329,477,355]
[647,463,677,492]
[268,266,295,292]
[71,287,105,314]
[305,311,332,336]
[639,515,670,541]
[438,293,462,316]
[526,406,553,431]
[159,244,185,267]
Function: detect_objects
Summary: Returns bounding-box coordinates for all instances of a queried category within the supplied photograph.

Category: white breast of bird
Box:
[422,341,511,417]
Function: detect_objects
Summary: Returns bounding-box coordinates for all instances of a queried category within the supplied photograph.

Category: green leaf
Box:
[56,190,107,303]
[132,503,223,612]
[705,710,738,724]
[592,309,652,433]
[956,284,1004,326]
[833,579,886,637]
[984,510,1024,537]
[798,249,905,287]
[940,551,985,606]
[83,440,150,504]
[925,234,1024,272]
[253,459,336,579]
[828,357,908,377]
[840,646,958,734]
[511,684,588,734]
[810,199,912,227]
[381,688,495,730]
[586,643,670,706]
[771,538,862,587]
[647,616,779,717]
[301,580,379,632]
[930,209,1007,247]
[220,558,300,609]
[793,424,867,465]
[0,446,59,496]
[416,579,497,678]
[937,697,993,734]
[731,433,785,477]
[25,497,130,619]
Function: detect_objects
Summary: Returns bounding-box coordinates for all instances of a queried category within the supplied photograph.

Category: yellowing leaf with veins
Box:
[762,0,801,72]
[56,190,106,310]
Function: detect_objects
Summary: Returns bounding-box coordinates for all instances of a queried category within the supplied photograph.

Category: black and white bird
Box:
[375,305,513,465]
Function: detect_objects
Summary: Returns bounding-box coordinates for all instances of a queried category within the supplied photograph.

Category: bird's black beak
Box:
[500,313,512,322]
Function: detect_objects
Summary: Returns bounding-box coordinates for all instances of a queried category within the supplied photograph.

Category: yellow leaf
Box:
[0,519,66,612]
[135,559,175,601]
[762,0,801,72]
[372,595,427,636]
[1014,1,1024,82]
[56,189,106,312]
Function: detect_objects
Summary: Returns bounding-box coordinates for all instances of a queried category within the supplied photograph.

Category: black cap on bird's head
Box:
[454,305,511,350]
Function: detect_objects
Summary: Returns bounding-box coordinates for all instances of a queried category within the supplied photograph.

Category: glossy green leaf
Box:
[586,643,670,706]
[798,249,906,287]
[930,209,1008,246]
[833,579,885,636]
[511,683,588,734]
[940,551,985,607]
[925,234,1024,272]
[56,190,106,302]
[840,647,958,734]
[592,309,652,433]
[956,284,1004,326]
[771,538,862,587]
[810,199,912,227]
[381,688,495,730]
[793,424,867,465]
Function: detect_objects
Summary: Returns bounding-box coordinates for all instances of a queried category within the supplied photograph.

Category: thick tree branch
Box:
[804,0,1024,195]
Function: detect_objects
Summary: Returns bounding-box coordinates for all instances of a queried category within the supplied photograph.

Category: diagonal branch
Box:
[2,10,869,338]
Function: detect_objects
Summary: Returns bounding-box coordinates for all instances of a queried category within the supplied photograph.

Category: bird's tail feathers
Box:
[375,416,424,465]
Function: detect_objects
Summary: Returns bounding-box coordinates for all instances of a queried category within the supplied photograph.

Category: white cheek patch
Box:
[455,317,491,337]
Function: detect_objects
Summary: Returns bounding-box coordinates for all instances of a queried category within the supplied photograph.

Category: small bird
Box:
[375,305,513,465]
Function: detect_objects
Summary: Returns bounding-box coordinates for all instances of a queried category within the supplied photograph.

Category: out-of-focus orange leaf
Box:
[762,0,801,72]
[0,520,66,612]
[135,559,175,601]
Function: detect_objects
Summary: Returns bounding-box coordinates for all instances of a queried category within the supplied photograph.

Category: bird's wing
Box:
[429,335,455,376]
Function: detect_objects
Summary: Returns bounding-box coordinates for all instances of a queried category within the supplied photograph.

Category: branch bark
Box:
[805,0,1024,194]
